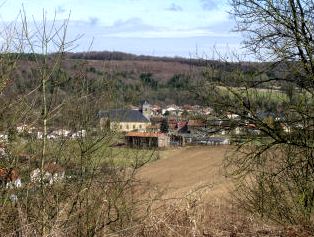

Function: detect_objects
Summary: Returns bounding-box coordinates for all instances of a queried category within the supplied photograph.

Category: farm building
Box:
[99,109,151,132]
[170,134,185,146]
[125,132,170,148]
[187,119,207,131]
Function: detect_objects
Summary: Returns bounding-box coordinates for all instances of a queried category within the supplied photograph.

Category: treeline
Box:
[65,51,266,70]
[66,51,213,67]
[0,51,300,75]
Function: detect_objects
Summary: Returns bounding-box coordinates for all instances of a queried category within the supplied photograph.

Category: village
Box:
[0,100,292,192]
[99,101,232,148]
[0,101,231,149]
[0,100,291,150]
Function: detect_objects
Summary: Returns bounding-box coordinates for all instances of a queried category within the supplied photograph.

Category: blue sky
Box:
[0,0,245,59]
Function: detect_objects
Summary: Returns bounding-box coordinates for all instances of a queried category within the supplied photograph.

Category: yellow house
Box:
[99,109,151,132]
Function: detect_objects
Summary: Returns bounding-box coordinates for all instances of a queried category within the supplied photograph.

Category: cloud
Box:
[66,17,244,58]
[166,3,183,12]
[101,26,237,39]
[200,0,218,11]
[108,18,159,33]
[69,16,238,40]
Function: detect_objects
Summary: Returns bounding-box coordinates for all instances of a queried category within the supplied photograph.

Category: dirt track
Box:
[137,145,233,199]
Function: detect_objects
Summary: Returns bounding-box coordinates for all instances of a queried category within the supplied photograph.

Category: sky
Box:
[0,0,246,59]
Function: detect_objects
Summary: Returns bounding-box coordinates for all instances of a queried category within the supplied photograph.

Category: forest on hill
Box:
[0,51,298,131]
[3,51,294,105]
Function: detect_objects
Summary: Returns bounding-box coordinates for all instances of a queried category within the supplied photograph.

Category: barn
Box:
[125,132,170,148]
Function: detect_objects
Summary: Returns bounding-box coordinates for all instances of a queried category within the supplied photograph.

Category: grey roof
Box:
[99,109,150,123]
[140,100,149,106]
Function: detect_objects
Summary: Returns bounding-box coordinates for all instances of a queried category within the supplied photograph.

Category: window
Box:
[133,125,136,129]
[120,125,122,130]
[126,125,129,129]
[139,125,142,129]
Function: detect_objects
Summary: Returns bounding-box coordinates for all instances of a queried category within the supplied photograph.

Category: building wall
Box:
[126,135,169,148]
[158,135,170,147]
[111,122,150,132]
[142,103,151,120]
[126,136,158,148]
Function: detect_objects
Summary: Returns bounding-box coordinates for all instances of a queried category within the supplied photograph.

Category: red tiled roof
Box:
[187,120,206,127]
[0,167,20,181]
[246,123,257,128]
[126,132,165,137]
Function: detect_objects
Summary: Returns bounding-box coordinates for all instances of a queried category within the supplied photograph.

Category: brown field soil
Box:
[137,145,233,199]
[135,146,313,237]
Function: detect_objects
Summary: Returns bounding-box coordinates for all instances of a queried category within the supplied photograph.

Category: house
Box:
[37,131,43,139]
[0,167,22,188]
[0,144,6,157]
[47,129,72,139]
[31,162,65,185]
[125,132,170,148]
[16,124,28,133]
[187,119,207,134]
[162,105,183,116]
[0,147,6,157]
[151,104,162,116]
[99,109,151,132]
[71,130,86,138]
[0,133,8,141]
[53,129,71,138]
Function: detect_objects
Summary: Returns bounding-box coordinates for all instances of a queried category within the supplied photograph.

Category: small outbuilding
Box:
[125,132,170,148]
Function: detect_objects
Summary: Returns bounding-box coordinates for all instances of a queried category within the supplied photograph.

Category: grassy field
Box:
[216,86,289,103]
[5,138,158,182]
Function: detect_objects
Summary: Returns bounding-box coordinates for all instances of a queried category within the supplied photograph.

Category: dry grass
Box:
[131,146,314,237]
[137,146,232,199]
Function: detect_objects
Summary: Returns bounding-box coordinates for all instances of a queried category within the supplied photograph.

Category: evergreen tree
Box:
[160,118,169,133]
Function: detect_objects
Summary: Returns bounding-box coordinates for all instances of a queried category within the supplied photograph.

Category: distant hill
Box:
[66,51,214,66]
[0,51,294,129]
[2,51,290,109]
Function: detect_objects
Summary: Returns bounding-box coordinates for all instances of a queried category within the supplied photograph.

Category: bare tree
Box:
[198,0,314,225]
[0,9,157,236]
[191,0,314,226]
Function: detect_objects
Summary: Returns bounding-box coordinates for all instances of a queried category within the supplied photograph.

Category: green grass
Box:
[91,146,158,167]
[5,137,158,170]
[216,86,289,103]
